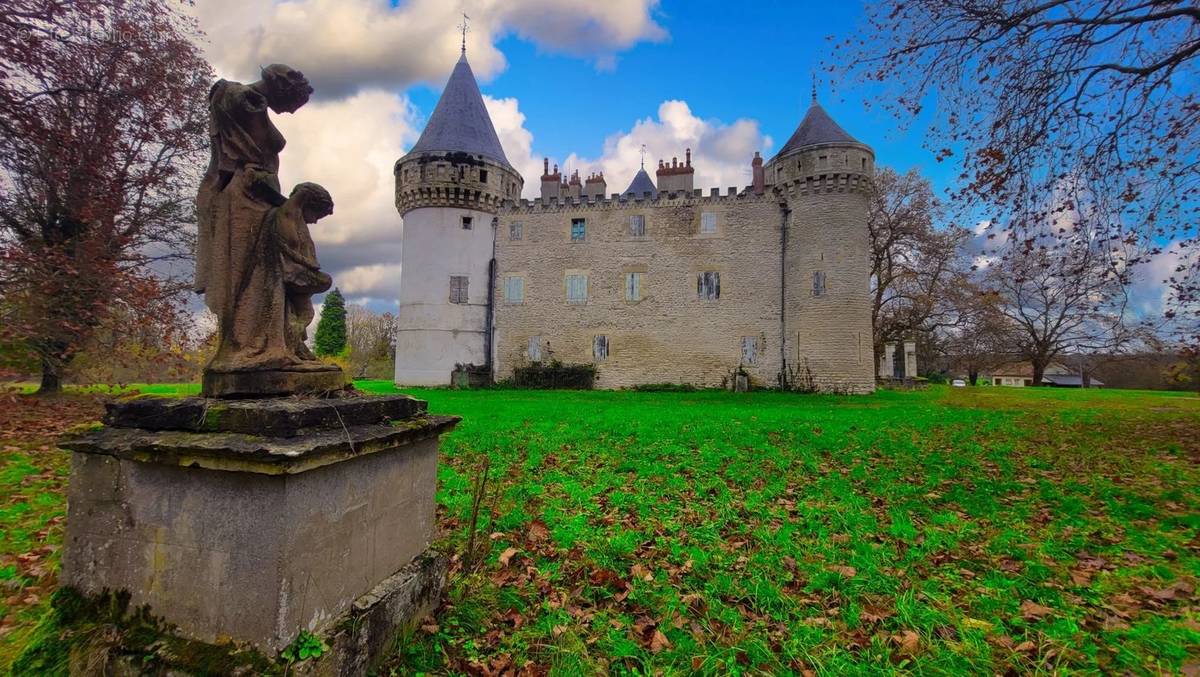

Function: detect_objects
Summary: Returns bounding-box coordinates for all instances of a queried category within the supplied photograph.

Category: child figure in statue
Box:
[273,182,334,361]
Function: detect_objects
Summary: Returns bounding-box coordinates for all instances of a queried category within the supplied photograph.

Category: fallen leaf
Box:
[498,547,519,567]
[828,565,857,578]
[552,625,567,637]
[631,563,653,582]
[527,520,550,543]
[1020,600,1054,621]
[649,629,671,653]
[961,617,994,631]
[891,630,919,656]
[1013,640,1036,653]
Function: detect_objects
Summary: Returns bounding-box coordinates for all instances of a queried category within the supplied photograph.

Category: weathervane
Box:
[640,143,646,169]
[811,70,817,103]
[458,11,470,55]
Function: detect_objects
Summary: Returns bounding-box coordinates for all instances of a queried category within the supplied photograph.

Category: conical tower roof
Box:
[771,102,862,161]
[408,54,511,167]
[622,167,657,198]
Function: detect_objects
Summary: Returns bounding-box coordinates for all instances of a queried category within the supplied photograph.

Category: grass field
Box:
[1,383,1198,674]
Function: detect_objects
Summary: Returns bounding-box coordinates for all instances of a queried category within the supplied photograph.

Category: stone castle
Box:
[393,50,875,392]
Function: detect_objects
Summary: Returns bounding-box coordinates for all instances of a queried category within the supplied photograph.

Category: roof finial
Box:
[811,70,817,104]
[458,12,470,55]
[640,143,646,169]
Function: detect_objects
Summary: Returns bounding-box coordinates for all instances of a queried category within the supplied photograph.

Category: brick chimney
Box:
[540,158,562,200]
[584,171,607,199]
[751,151,764,195]
[656,148,695,194]
[566,169,582,199]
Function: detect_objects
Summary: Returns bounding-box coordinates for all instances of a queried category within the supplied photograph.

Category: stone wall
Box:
[494,191,785,389]
[781,182,875,393]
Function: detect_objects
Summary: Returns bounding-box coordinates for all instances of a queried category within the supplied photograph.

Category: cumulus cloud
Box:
[550,100,772,197]
[269,89,417,306]
[191,0,665,97]
[483,95,542,199]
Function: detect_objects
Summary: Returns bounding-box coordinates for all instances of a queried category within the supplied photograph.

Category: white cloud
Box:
[190,0,665,97]
[484,95,542,199]
[335,264,405,300]
[269,89,416,304]
[550,100,772,197]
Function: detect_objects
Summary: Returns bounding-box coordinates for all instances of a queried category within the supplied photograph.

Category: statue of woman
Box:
[195,64,342,396]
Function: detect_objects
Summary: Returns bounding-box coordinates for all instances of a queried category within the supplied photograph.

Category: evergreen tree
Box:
[314,288,347,357]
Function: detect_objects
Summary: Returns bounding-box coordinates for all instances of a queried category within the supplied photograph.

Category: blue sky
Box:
[190,0,1181,319]
[406,0,952,194]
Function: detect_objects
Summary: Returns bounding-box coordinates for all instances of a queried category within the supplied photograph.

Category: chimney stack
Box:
[540,157,562,200]
[751,151,764,195]
[656,148,695,194]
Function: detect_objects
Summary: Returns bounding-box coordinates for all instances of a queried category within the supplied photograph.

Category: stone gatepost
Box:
[879,343,896,380]
[60,395,457,670]
[904,340,918,379]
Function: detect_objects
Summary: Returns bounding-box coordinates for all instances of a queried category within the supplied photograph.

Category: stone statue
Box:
[195,64,343,397]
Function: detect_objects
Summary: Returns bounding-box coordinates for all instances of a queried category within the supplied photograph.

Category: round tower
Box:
[393,51,523,386]
[765,97,876,392]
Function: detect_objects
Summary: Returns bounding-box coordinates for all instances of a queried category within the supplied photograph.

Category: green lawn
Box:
[1,383,1198,674]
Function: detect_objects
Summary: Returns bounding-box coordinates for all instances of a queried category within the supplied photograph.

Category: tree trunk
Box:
[1031,360,1046,386]
[968,369,978,386]
[37,355,63,395]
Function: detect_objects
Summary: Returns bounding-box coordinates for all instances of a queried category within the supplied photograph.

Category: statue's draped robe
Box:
[195,80,296,372]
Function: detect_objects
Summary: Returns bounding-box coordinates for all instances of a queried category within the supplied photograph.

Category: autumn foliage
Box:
[0,0,213,392]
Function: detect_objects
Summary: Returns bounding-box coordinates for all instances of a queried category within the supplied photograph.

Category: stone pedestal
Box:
[201,365,346,398]
[59,394,458,657]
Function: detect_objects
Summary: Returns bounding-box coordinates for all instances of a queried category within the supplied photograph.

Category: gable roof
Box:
[408,54,511,167]
[771,102,861,161]
[622,167,658,198]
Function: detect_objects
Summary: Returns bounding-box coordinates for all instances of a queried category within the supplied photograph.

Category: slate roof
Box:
[408,54,511,167]
[1043,374,1104,387]
[622,167,658,198]
[771,102,862,161]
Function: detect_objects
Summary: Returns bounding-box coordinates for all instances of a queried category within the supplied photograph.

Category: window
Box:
[566,274,588,303]
[861,158,867,171]
[700,211,717,234]
[461,215,473,230]
[479,169,488,183]
[593,335,608,361]
[449,275,468,304]
[528,336,542,362]
[818,155,829,169]
[812,271,826,297]
[624,272,642,301]
[504,276,524,304]
[697,271,720,300]
[509,222,522,240]
[629,214,646,237]
[570,218,586,242]
[741,336,759,365]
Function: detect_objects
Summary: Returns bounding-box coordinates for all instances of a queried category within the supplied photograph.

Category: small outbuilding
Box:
[987,361,1103,388]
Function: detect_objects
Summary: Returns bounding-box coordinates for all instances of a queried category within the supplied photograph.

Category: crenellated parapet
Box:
[501,185,778,215]
[765,142,874,192]
[394,150,524,217]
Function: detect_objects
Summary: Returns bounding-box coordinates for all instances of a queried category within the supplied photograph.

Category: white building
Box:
[392,49,523,385]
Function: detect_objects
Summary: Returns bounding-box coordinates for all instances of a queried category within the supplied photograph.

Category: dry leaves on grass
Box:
[498,547,519,567]
[632,616,671,653]
[890,630,920,656]
[1020,600,1055,621]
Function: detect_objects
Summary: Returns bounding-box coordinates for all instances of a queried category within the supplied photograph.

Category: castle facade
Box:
[394,51,875,392]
